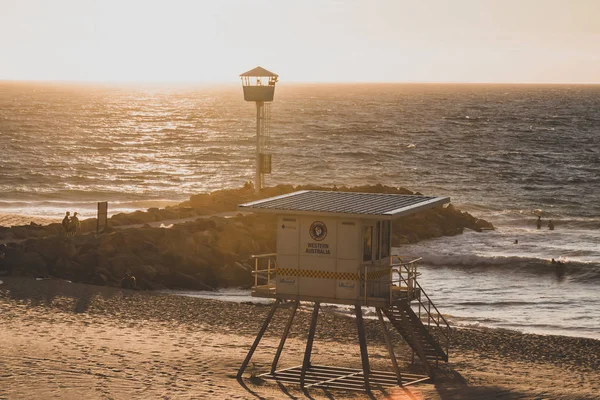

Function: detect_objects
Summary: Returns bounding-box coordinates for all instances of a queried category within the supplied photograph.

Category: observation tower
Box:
[237,190,452,392]
[240,66,278,194]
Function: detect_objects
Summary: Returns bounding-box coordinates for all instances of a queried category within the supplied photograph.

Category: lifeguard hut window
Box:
[363,221,387,262]
[374,221,381,260]
[381,220,391,259]
[362,226,373,262]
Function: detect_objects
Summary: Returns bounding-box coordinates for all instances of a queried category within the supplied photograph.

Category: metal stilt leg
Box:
[355,304,371,391]
[300,302,320,389]
[237,299,280,379]
[377,308,402,386]
[271,301,298,373]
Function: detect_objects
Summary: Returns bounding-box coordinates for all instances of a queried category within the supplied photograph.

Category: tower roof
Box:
[240,66,278,77]
[238,190,450,220]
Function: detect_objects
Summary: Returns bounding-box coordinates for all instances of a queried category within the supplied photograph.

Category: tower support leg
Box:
[377,308,402,386]
[237,299,280,379]
[355,304,371,391]
[255,101,263,194]
[271,301,298,373]
[300,302,320,388]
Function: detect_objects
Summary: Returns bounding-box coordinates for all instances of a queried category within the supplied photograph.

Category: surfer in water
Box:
[536,216,542,229]
[551,258,565,279]
[548,220,555,230]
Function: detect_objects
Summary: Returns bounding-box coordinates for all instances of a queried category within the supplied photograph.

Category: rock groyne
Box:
[0,184,493,290]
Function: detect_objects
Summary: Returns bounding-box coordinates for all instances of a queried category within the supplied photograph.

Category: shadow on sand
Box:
[432,368,521,400]
[1,276,125,314]
[235,367,534,400]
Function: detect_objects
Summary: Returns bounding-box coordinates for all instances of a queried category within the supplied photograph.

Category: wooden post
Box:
[237,299,280,379]
[300,302,320,388]
[271,301,298,373]
[377,308,402,386]
[355,304,371,391]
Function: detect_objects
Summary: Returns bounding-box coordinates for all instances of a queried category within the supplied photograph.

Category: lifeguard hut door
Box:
[362,219,392,299]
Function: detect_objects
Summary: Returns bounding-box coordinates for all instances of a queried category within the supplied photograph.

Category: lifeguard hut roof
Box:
[240,66,279,77]
[238,190,450,220]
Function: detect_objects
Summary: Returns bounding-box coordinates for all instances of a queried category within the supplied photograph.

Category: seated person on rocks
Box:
[121,272,136,290]
[0,247,8,276]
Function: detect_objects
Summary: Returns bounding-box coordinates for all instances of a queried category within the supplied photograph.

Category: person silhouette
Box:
[121,272,136,289]
[536,216,542,229]
[62,212,70,234]
[548,220,555,231]
[69,212,81,235]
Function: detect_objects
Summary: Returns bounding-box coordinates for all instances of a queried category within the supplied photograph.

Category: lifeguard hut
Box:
[237,190,452,391]
[240,66,278,194]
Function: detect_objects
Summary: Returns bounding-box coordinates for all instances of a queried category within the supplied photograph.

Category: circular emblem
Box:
[309,221,327,241]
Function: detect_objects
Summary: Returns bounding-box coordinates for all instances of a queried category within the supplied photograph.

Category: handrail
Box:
[393,269,450,330]
[390,255,451,356]
[388,256,421,304]
[393,262,450,330]
[358,262,396,306]
[251,253,277,258]
[251,269,274,274]
[390,257,422,266]
[412,277,451,331]
[251,253,277,291]
[413,278,451,357]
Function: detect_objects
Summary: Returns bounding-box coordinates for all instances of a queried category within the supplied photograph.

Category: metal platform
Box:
[261,365,430,391]
[249,254,423,308]
[250,289,397,308]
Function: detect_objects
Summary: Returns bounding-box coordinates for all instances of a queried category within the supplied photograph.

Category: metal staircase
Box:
[383,302,448,377]
[383,256,451,377]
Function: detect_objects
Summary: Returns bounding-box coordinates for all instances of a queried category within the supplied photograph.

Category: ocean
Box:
[1,82,599,339]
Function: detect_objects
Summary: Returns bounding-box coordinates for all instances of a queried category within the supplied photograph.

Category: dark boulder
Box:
[216,262,253,288]
[10,252,48,277]
[108,253,145,279]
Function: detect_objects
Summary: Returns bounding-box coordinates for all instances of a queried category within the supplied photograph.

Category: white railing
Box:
[251,253,277,294]
[389,256,422,304]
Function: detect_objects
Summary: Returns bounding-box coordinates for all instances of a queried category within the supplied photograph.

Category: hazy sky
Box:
[2,0,599,83]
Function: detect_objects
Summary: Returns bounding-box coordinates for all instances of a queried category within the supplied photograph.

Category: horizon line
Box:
[1,78,600,86]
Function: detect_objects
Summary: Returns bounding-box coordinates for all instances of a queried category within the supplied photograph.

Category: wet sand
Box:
[0,277,598,400]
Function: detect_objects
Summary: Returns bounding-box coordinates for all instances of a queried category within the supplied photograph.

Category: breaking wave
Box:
[420,253,600,282]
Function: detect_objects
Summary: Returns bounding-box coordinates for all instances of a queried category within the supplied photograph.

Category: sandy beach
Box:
[1,276,598,400]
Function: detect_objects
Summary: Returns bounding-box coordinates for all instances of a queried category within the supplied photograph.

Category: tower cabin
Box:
[237,190,453,391]
[240,66,278,102]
